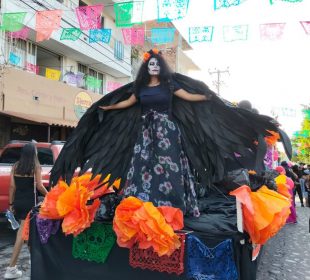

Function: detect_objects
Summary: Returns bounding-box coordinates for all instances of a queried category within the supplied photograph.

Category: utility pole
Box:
[208,67,230,95]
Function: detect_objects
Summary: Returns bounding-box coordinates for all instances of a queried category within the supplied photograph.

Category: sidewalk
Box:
[0,225,30,280]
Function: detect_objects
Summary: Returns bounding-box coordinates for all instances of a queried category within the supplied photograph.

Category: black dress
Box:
[13,175,36,220]
[122,83,200,217]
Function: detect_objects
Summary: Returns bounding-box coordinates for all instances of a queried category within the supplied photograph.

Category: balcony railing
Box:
[1,0,132,76]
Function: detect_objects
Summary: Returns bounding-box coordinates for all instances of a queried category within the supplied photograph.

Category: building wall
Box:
[1,0,132,78]
[0,116,10,147]
[131,21,200,78]
[2,67,102,122]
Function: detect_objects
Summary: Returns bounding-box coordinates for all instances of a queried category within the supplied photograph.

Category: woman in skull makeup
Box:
[100,49,207,216]
[50,49,291,218]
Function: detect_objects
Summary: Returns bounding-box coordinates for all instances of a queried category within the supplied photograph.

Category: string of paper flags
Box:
[2,0,309,87]
[1,0,309,45]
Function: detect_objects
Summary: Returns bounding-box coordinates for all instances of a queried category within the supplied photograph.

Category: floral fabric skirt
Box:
[123,110,200,217]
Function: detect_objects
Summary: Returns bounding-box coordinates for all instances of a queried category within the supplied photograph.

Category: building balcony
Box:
[1,0,132,78]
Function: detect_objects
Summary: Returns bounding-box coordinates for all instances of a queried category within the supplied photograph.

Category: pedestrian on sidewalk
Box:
[303,170,310,207]
[292,164,304,207]
[281,161,304,207]
[4,143,48,279]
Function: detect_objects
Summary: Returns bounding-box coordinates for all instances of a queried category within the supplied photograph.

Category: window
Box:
[98,72,105,95]
[114,40,124,61]
[78,63,105,94]
[37,148,54,165]
[26,41,37,70]
[88,68,104,95]
[5,37,27,68]
[78,63,87,74]
[36,46,62,77]
[78,63,87,89]
[0,148,22,164]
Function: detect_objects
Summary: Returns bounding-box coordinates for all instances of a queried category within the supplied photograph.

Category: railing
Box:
[1,0,132,71]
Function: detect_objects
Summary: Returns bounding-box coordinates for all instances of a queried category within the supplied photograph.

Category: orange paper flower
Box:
[39,181,67,219]
[22,212,31,241]
[230,185,290,245]
[265,130,280,146]
[113,197,183,256]
[39,173,117,236]
[143,52,151,62]
[152,48,159,55]
[157,206,184,230]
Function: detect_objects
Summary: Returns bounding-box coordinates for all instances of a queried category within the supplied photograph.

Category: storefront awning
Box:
[0,110,77,128]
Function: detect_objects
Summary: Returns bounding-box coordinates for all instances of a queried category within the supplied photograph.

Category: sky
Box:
[142,0,310,137]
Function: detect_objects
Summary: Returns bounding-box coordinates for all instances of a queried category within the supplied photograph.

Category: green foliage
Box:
[292,107,310,163]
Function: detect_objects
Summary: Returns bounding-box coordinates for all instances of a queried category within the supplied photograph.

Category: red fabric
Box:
[129,233,185,275]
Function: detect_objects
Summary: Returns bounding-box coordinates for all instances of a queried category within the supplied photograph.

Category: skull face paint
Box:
[148,57,160,75]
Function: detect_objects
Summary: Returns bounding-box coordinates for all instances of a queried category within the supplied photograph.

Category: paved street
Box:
[257,201,310,280]
[0,202,309,280]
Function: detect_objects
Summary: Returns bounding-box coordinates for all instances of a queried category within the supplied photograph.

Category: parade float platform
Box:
[29,192,258,280]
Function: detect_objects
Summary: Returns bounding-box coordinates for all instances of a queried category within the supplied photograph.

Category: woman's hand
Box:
[9,205,14,213]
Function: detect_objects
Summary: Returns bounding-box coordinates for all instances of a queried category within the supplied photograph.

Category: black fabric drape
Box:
[30,193,258,280]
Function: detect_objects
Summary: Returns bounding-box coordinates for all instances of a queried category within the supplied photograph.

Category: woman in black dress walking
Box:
[5,143,48,279]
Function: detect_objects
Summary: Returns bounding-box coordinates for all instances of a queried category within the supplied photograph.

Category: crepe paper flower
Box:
[265,130,280,146]
[152,48,159,55]
[60,194,100,236]
[274,175,292,199]
[39,173,117,236]
[143,52,151,62]
[39,181,67,219]
[157,206,183,230]
[113,196,182,257]
[230,185,290,245]
[22,212,31,241]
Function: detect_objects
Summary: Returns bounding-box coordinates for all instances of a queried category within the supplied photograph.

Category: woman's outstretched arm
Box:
[174,88,208,102]
[99,94,137,110]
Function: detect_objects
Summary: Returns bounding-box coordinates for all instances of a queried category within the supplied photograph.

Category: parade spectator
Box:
[5,143,48,279]
[292,164,304,207]
[303,169,310,207]
[238,100,252,111]
[281,161,304,207]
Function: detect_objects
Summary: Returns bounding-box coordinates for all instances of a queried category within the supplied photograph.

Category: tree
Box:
[292,107,310,163]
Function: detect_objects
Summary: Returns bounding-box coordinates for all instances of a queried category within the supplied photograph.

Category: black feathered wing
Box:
[50,82,141,187]
[172,73,291,185]
[51,73,292,190]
